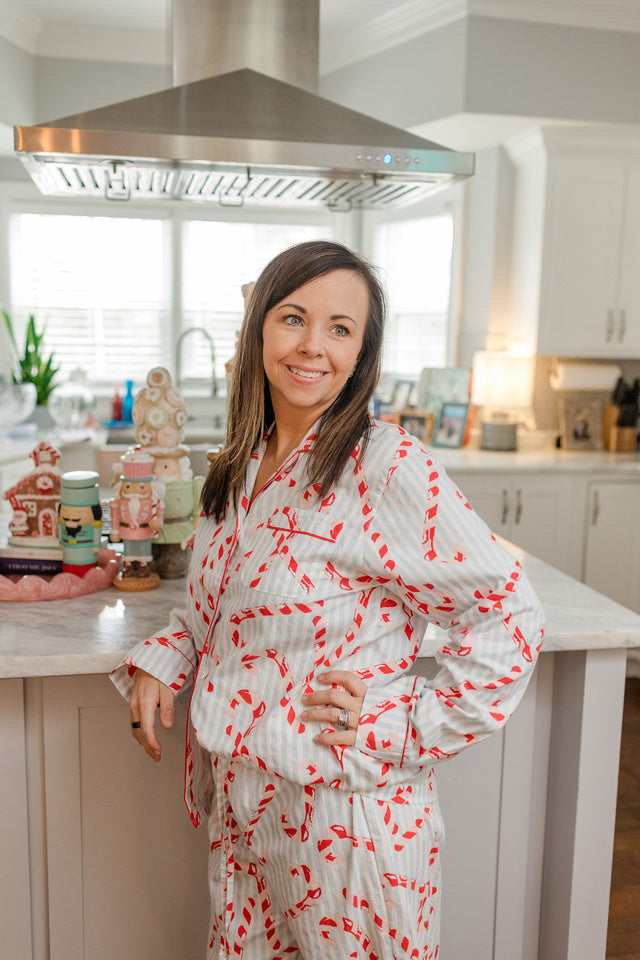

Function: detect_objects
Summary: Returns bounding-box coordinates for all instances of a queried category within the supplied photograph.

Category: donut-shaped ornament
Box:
[133,367,188,449]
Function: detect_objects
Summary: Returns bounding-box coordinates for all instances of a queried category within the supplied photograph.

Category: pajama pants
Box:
[206,758,442,959]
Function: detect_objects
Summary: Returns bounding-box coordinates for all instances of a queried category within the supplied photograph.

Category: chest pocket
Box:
[239,507,352,600]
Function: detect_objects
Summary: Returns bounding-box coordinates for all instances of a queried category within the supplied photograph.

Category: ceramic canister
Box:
[58,471,102,574]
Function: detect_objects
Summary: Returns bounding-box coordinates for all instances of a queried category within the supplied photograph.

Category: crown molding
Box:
[37,24,170,66]
[321,0,466,74]
[320,0,640,74]
[470,0,640,35]
[4,0,640,70]
[0,0,42,54]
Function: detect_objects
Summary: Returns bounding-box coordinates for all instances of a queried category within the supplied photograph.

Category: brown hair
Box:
[201,240,386,520]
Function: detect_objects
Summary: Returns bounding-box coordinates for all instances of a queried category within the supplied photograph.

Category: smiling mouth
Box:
[287,366,326,380]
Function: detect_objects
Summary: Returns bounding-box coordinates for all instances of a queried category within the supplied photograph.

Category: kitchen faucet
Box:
[175,326,217,396]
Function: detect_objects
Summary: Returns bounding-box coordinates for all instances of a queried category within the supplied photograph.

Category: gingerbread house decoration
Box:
[4,442,62,545]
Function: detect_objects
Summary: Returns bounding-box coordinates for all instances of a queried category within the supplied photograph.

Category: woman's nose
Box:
[298,325,323,355]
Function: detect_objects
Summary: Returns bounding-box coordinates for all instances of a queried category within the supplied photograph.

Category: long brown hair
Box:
[201,240,386,520]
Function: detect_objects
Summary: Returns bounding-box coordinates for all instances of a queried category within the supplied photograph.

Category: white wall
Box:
[319,15,640,129]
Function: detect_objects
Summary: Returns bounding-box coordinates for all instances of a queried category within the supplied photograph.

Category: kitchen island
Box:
[2,543,639,960]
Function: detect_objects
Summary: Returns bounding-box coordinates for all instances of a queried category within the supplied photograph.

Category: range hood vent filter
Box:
[22,156,443,209]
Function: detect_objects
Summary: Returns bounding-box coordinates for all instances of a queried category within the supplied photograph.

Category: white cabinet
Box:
[0,680,32,960]
[40,675,210,960]
[449,471,584,579]
[539,159,640,356]
[509,130,640,358]
[583,479,640,614]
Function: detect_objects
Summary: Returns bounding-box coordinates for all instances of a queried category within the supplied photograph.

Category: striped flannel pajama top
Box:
[111,417,544,959]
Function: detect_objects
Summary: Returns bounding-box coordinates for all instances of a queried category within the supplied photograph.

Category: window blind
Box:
[181,220,331,382]
[9,213,171,385]
[373,214,453,377]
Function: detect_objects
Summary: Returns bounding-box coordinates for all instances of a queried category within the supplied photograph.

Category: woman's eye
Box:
[282,313,302,326]
[331,323,350,337]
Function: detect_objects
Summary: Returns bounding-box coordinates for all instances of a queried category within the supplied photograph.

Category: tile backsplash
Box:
[532,356,640,435]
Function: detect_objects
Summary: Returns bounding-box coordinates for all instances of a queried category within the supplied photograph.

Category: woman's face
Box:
[262,269,368,427]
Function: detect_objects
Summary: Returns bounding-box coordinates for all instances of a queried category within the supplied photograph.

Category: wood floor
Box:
[606,677,640,960]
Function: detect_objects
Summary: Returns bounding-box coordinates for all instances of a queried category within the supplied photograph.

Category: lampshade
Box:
[471,352,535,410]
[471,351,535,451]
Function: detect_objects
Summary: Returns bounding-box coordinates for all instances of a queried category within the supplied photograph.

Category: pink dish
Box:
[0,548,120,602]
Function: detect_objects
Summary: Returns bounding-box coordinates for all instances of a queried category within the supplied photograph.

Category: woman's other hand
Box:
[129,668,175,762]
[300,670,366,747]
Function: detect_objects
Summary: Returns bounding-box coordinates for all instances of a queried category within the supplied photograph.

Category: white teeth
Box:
[289,366,325,379]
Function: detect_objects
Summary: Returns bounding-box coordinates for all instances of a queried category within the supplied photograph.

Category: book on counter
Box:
[0,544,63,576]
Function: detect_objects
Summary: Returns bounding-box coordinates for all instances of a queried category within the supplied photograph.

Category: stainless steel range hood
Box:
[13,0,474,210]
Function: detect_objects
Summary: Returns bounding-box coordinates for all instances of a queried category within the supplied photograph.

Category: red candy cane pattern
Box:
[111,418,543,959]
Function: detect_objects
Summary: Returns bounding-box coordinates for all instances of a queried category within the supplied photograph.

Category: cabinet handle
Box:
[591,490,600,526]
[618,309,627,342]
[514,488,523,524]
[501,489,509,525]
[606,309,615,342]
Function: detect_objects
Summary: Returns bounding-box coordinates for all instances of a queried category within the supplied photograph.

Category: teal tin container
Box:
[58,471,102,575]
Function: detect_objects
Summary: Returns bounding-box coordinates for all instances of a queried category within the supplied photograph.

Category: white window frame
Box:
[360,186,465,372]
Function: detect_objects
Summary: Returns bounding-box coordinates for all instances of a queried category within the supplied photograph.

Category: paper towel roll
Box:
[549,362,622,392]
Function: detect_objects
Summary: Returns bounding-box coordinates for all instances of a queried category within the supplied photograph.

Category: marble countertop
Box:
[436,447,640,474]
[1,541,639,679]
[0,429,92,467]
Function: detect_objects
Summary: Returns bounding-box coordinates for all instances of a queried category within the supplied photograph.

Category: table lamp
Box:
[471,351,535,451]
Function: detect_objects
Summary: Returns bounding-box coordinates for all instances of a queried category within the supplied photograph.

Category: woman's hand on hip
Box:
[300,670,366,747]
[129,668,175,762]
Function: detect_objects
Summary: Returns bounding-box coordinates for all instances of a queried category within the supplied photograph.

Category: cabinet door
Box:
[617,167,640,352]
[42,675,209,960]
[451,473,582,578]
[511,475,581,576]
[453,475,511,537]
[583,481,640,613]
[539,159,625,357]
[0,679,32,960]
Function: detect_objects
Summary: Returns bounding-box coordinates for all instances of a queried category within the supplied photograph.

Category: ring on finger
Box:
[131,720,142,729]
[337,707,350,730]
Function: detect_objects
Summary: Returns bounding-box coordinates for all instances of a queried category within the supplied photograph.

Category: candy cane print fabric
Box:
[205,758,442,959]
[111,417,544,957]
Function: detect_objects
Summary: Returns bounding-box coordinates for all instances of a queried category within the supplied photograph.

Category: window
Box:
[370,208,457,379]
[8,208,332,388]
[7,198,459,391]
[9,213,171,383]
[181,220,330,382]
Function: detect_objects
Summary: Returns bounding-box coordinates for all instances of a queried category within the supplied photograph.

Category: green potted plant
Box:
[1,310,59,420]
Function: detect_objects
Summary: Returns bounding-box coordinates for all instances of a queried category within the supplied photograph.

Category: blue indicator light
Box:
[383,154,392,164]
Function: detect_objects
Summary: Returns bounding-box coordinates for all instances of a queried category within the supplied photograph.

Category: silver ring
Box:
[337,707,350,730]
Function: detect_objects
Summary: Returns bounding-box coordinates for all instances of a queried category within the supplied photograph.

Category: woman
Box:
[111,240,544,959]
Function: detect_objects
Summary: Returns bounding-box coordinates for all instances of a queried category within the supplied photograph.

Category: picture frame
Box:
[431,402,470,448]
[396,410,434,444]
[559,397,604,451]
[390,379,414,411]
[416,366,471,415]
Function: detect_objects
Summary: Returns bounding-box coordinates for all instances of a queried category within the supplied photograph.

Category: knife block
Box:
[602,404,619,448]
[608,425,638,451]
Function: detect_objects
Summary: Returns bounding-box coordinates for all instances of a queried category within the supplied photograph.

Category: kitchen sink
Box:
[104,417,225,447]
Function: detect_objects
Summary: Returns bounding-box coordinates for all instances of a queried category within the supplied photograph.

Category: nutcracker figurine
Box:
[109,448,165,592]
[131,366,204,579]
[149,448,204,578]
